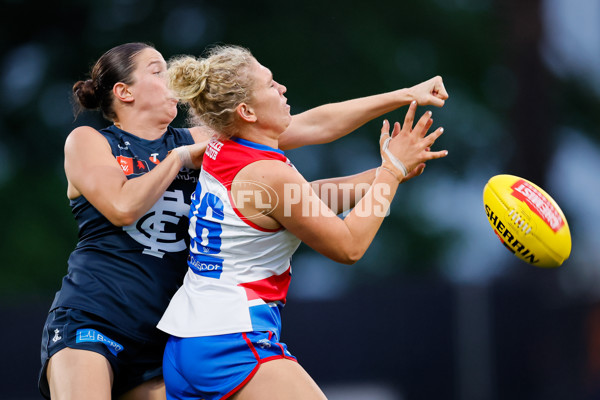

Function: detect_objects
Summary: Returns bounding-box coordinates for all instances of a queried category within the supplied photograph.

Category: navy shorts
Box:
[163,331,297,400]
[39,307,168,399]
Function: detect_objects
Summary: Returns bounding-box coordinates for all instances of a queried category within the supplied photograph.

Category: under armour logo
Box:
[52,329,62,343]
[124,189,190,258]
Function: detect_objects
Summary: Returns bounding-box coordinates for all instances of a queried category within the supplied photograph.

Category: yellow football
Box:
[483,174,571,267]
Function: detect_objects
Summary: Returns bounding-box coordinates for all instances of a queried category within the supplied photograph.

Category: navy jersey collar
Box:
[230,137,284,155]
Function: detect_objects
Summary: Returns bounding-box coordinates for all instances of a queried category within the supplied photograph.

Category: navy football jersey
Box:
[49,125,198,341]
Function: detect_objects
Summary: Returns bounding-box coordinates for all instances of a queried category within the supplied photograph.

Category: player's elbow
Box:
[338,256,359,265]
[346,251,364,265]
[335,254,362,265]
[333,245,365,265]
[107,214,135,227]
[111,215,136,227]
[105,205,140,227]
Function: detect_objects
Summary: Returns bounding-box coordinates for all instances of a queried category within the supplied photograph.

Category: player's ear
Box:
[236,103,257,123]
[113,82,134,103]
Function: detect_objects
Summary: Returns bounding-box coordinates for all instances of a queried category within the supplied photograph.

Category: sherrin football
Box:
[483,174,571,268]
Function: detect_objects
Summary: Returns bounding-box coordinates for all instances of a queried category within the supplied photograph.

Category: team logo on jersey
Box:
[116,156,149,176]
[52,328,62,343]
[117,140,131,150]
[76,329,124,356]
[124,189,190,258]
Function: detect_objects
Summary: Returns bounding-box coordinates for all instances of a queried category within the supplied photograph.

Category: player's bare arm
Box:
[64,126,203,226]
[309,159,428,215]
[309,169,377,214]
[278,76,448,150]
[234,104,447,264]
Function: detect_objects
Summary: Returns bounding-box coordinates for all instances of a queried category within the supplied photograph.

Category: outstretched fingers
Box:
[426,126,445,142]
[424,149,449,160]
[413,111,434,138]
[391,121,401,138]
[380,119,391,145]
[422,127,447,160]
[402,101,418,132]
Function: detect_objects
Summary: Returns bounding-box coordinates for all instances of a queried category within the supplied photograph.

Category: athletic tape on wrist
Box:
[174,146,195,169]
[382,137,408,177]
[377,166,401,181]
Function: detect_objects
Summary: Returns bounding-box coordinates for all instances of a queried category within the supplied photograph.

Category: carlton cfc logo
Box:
[124,189,190,258]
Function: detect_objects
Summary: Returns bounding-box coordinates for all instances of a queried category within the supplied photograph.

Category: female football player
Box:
[39,41,448,400]
[158,45,448,400]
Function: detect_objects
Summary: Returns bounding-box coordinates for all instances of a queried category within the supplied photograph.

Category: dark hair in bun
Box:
[72,42,153,121]
[73,79,100,109]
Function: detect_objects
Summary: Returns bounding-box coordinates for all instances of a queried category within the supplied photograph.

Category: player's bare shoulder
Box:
[237,158,305,189]
[64,126,122,199]
[65,125,110,155]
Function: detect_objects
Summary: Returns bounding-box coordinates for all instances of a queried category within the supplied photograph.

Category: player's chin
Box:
[166,105,178,121]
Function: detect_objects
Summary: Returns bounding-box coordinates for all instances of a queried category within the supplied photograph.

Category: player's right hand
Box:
[379,101,447,180]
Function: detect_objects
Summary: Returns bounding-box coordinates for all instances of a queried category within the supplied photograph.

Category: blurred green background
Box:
[1,0,600,399]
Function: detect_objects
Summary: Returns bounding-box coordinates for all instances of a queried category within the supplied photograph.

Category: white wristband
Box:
[174,146,195,169]
[382,137,408,177]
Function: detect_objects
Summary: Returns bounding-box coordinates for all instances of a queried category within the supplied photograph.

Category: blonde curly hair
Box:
[168,45,255,138]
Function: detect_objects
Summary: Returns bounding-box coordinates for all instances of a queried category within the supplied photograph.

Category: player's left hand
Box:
[408,76,449,107]
[187,140,208,169]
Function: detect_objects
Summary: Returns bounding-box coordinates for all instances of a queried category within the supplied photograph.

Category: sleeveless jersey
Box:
[158,137,301,338]
[49,125,197,341]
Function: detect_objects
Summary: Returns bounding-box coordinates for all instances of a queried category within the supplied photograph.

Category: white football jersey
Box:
[158,137,301,337]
